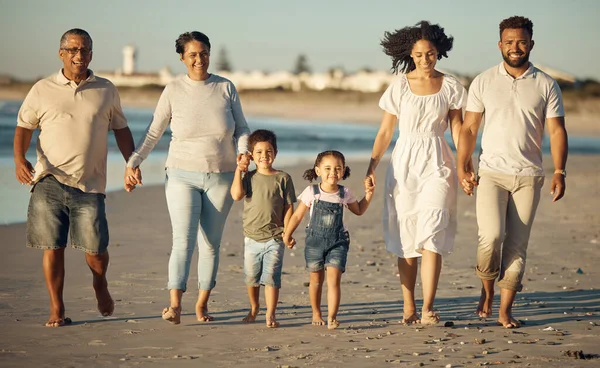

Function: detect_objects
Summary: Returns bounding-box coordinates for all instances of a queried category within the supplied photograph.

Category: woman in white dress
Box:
[366,21,467,324]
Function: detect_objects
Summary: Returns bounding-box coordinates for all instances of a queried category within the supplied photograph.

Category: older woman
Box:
[366,21,466,325]
[125,31,250,324]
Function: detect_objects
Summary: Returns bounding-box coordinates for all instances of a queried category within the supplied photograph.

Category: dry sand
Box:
[1,86,599,136]
[1,155,599,367]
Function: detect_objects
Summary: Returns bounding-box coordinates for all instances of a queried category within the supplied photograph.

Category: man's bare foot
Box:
[476,288,493,318]
[242,307,259,323]
[162,306,181,325]
[95,287,114,317]
[497,314,521,328]
[421,310,440,325]
[45,317,72,327]
[327,318,340,330]
[266,314,279,328]
[195,301,214,322]
[312,313,326,326]
[401,312,420,325]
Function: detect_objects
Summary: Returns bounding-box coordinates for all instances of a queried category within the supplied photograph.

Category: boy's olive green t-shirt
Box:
[242,170,296,242]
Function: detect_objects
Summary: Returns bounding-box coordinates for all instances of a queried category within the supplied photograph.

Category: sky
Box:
[1,0,599,81]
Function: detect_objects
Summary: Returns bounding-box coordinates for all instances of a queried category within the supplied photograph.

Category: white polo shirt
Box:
[466,62,564,176]
[17,70,128,193]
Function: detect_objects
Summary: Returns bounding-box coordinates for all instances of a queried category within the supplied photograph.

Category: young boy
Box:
[230,129,296,328]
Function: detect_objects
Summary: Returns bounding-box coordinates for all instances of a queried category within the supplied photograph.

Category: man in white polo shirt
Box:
[13,28,137,327]
[457,16,568,328]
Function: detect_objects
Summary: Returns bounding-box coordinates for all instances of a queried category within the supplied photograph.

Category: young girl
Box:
[283,150,374,330]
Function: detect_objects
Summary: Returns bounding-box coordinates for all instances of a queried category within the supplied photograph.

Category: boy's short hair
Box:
[248,129,278,152]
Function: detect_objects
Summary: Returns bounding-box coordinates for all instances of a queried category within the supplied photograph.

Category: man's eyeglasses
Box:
[61,47,92,56]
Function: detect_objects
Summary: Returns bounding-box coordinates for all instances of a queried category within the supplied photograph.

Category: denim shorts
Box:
[244,237,285,288]
[305,230,350,273]
[26,175,109,254]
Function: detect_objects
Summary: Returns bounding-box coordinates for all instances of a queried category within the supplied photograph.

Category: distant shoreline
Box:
[2,84,599,135]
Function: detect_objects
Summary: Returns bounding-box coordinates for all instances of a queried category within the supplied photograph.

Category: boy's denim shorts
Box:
[26,175,109,255]
[244,237,285,288]
[305,231,350,273]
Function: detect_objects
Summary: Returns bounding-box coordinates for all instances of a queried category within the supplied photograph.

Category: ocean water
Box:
[1,99,598,224]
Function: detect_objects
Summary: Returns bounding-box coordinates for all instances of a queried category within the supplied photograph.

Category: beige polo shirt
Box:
[17,70,128,193]
[466,62,564,176]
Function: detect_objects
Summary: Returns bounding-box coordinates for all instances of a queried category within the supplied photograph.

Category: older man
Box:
[14,28,136,327]
[457,16,568,328]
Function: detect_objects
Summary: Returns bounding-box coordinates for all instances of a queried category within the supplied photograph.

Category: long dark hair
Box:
[303,150,351,182]
[381,21,453,74]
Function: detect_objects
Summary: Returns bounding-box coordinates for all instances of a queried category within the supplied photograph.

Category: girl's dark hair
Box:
[303,150,351,182]
[248,129,277,152]
[175,31,211,54]
[499,16,533,39]
[381,20,453,74]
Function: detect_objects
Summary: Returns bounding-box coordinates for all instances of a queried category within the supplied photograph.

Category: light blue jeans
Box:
[165,168,235,292]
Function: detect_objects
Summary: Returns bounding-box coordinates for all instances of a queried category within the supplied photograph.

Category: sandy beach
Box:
[0,154,599,367]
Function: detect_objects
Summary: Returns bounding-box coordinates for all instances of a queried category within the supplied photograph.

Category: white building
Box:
[97,45,484,92]
[96,45,174,87]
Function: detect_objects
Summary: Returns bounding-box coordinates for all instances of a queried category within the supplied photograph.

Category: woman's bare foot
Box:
[95,287,114,317]
[497,313,521,328]
[312,312,326,326]
[327,319,340,330]
[242,307,259,323]
[401,312,420,325]
[162,306,181,325]
[266,314,279,328]
[420,310,440,325]
[45,317,72,327]
[476,288,493,318]
[195,301,214,322]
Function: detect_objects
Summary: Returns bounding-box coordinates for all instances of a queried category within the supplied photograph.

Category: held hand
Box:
[236,153,251,172]
[283,234,296,249]
[457,166,478,196]
[124,167,143,192]
[366,172,376,189]
[364,176,375,194]
[15,158,35,185]
[550,174,566,202]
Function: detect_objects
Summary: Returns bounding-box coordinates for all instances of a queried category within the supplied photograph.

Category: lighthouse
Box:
[122,45,136,75]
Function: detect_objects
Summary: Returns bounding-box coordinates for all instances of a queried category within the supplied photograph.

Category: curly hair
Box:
[248,129,277,153]
[499,16,533,39]
[303,150,351,182]
[381,21,453,74]
[175,31,211,55]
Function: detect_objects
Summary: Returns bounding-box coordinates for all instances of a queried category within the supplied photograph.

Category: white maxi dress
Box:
[379,74,466,258]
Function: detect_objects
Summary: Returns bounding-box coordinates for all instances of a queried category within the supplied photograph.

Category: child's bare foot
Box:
[420,310,440,325]
[327,318,340,330]
[401,312,420,325]
[497,313,521,328]
[195,301,214,322]
[242,307,259,323]
[162,306,181,325]
[476,288,493,318]
[95,287,114,317]
[312,313,326,326]
[266,314,279,328]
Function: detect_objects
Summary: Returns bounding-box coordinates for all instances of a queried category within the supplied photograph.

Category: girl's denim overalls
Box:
[304,184,350,272]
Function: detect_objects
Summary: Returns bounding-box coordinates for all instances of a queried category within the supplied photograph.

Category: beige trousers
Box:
[475,170,544,291]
